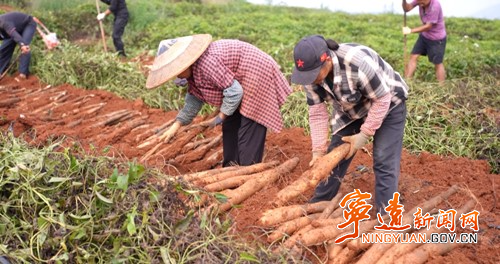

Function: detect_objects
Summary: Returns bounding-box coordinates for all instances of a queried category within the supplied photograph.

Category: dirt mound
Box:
[0,75,498,263]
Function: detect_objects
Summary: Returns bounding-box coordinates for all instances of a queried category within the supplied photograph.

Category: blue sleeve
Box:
[0,20,25,44]
[220,80,243,116]
[176,93,204,125]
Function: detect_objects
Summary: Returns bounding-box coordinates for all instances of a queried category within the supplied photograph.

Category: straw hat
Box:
[146,34,212,89]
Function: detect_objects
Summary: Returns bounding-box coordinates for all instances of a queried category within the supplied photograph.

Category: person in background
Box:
[291,35,408,213]
[402,0,447,84]
[146,34,292,167]
[0,12,36,79]
[97,0,129,57]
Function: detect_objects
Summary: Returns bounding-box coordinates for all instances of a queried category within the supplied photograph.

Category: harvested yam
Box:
[203,174,254,192]
[395,241,463,264]
[329,246,356,264]
[178,165,241,182]
[267,213,321,243]
[347,184,460,251]
[320,193,343,219]
[311,217,344,228]
[276,144,350,205]
[283,224,314,249]
[352,185,463,264]
[90,110,130,127]
[190,160,280,185]
[259,201,330,227]
[100,118,147,144]
[203,148,223,168]
[327,242,345,264]
[329,206,344,219]
[298,218,349,247]
[142,126,204,162]
[376,199,476,264]
[174,134,222,163]
[62,102,105,118]
[136,119,175,147]
[181,136,217,153]
[218,157,299,212]
[0,97,20,107]
[129,124,150,135]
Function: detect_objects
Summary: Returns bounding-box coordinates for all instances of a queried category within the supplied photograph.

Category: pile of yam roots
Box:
[152,124,476,264]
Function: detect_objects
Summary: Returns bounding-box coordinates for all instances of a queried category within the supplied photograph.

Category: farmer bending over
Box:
[146,34,292,167]
[0,12,36,79]
[97,0,129,57]
[291,35,409,213]
[402,0,447,84]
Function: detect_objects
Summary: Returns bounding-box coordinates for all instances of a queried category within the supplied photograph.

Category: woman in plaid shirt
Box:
[163,39,292,167]
[291,35,409,213]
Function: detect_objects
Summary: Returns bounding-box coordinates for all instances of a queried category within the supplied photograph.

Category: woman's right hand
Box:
[161,121,181,143]
[309,151,325,167]
[20,45,30,54]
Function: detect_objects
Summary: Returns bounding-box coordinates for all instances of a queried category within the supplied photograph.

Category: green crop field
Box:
[0,0,499,262]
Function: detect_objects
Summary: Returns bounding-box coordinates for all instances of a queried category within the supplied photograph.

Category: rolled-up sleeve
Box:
[220,79,243,116]
[176,93,204,125]
[304,84,329,152]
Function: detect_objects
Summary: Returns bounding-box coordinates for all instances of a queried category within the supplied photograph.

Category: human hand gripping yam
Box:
[275,143,350,205]
[160,121,181,143]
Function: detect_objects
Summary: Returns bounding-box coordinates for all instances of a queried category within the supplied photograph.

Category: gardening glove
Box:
[309,151,325,167]
[341,132,370,159]
[97,13,106,21]
[208,114,225,128]
[161,121,181,143]
[402,26,412,35]
[20,45,30,54]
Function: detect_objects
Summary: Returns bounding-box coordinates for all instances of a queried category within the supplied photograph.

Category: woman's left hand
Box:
[20,45,30,54]
[341,132,369,158]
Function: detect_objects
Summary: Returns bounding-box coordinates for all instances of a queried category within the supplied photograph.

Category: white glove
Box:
[161,121,181,143]
[309,151,325,167]
[402,26,412,35]
[97,13,106,21]
[341,132,370,159]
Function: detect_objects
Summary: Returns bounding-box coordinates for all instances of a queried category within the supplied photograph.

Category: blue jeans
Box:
[310,102,407,213]
[0,19,36,75]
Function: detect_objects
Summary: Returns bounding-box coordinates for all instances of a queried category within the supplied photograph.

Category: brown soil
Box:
[0,75,498,264]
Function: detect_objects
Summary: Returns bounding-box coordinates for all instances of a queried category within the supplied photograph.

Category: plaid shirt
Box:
[304,44,408,152]
[188,40,292,132]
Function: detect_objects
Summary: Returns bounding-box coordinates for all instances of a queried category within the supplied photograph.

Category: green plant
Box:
[0,134,301,263]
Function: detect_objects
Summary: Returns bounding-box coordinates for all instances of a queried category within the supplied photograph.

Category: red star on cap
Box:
[297,59,304,68]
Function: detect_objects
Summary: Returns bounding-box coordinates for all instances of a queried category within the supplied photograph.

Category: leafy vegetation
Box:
[0,133,299,263]
[5,0,500,171]
[0,1,498,262]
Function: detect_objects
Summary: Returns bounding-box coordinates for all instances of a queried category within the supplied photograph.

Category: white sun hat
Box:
[145,34,212,89]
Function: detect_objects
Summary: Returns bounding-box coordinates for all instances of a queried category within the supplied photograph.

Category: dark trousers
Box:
[112,15,128,56]
[0,20,36,75]
[221,110,267,167]
[310,102,407,212]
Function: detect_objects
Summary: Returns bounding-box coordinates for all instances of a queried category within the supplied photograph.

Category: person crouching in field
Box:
[0,12,37,79]
[146,34,292,167]
[291,35,409,214]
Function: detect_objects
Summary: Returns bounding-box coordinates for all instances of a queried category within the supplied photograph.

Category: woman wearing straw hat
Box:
[291,35,409,213]
[147,34,292,167]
